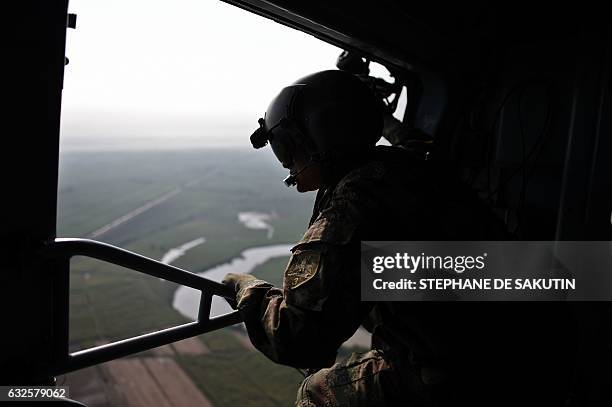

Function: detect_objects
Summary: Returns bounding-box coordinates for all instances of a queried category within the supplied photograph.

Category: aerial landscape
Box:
[58,148,368,406]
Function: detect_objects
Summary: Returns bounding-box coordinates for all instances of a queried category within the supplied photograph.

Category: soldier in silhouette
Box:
[223,70,575,406]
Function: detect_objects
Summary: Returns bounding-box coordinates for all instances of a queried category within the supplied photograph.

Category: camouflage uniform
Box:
[234,146,575,406]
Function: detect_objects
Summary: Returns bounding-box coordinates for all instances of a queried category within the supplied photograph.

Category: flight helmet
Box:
[250,70,383,181]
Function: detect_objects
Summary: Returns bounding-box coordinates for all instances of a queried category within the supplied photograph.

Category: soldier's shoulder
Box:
[335,160,388,196]
[294,161,389,249]
[330,159,397,217]
[295,149,421,248]
[333,146,422,197]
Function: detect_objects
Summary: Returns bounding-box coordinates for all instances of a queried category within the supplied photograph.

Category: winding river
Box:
[172,244,293,319]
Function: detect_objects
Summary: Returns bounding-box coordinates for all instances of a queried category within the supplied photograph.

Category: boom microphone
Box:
[283,162,315,187]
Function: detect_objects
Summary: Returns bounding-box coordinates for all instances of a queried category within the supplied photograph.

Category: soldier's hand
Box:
[221,273,257,309]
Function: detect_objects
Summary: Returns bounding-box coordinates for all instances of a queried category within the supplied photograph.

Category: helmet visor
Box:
[258,84,307,168]
[269,126,297,168]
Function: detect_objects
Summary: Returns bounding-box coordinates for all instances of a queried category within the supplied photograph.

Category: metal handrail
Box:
[44,238,242,376]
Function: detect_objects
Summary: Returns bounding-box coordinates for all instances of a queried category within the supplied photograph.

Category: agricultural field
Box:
[58,148,321,406]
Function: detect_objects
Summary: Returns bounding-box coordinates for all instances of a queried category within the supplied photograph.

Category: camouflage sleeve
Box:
[235,233,371,369]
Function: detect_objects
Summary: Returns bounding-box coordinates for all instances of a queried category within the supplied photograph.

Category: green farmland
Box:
[59,148,317,406]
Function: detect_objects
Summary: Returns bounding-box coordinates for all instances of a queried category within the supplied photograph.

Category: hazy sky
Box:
[61,0,394,150]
